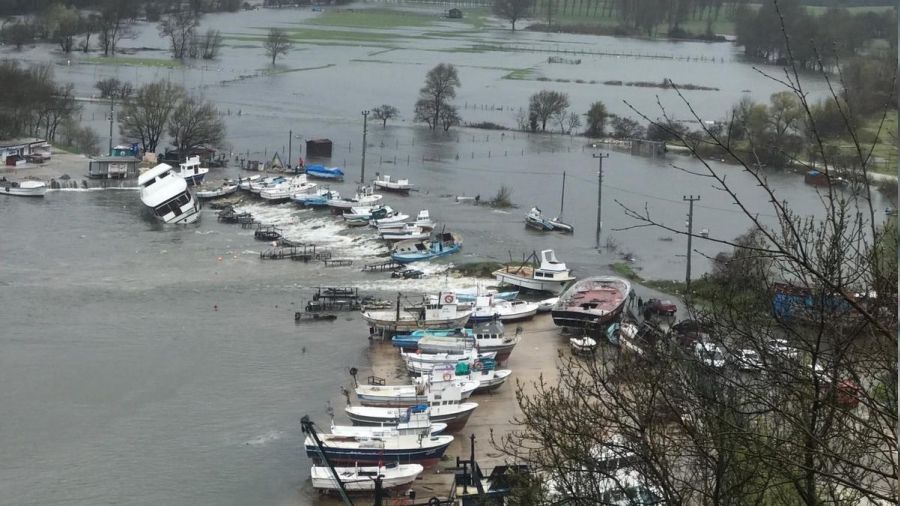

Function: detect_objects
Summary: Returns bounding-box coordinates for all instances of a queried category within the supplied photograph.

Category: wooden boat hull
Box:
[551,276,630,329]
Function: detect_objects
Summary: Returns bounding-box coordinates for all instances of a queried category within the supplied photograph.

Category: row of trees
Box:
[736,0,897,69]
[118,81,226,156]
[496,4,897,502]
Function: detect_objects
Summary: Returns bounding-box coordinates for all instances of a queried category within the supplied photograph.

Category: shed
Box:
[88,156,141,179]
[1,138,49,166]
[306,139,333,158]
[448,8,463,18]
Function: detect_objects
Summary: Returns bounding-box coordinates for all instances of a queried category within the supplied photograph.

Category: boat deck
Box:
[566,286,625,312]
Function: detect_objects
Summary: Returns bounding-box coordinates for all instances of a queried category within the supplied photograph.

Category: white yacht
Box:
[174,156,209,186]
[493,249,576,294]
[259,175,316,201]
[139,163,201,224]
[1,179,47,197]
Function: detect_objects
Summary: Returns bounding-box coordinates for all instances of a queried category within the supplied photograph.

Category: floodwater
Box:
[0,4,891,505]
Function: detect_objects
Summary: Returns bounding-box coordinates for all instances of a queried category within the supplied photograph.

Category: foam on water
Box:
[349,262,486,293]
[243,430,283,446]
[49,187,140,192]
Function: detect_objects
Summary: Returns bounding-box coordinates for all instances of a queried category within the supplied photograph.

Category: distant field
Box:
[305,8,436,29]
[81,55,183,68]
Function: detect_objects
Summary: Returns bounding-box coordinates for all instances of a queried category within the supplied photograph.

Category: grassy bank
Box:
[453,261,503,278]
[81,55,183,68]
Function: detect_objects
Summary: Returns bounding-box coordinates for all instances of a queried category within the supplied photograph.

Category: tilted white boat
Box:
[238,174,261,190]
[259,175,316,201]
[361,293,473,336]
[373,174,413,193]
[195,180,239,199]
[355,379,479,407]
[375,209,434,231]
[139,163,201,224]
[370,211,410,228]
[0,179,47,197]
[426,361,512,393]
[310,463,423,492]
[493,249,576,294]
[570,336,598,354]
[292,187,339,205]
[380,224,431,242]
[471,297,539,323]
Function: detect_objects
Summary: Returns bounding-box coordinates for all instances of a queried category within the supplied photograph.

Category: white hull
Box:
[139,163,202,224]
[196,184,238,199]
[362,310,473,334]
[327,194,383,209]
[310,464,423,492]
[494,271,571,294]
[1,184,47,197]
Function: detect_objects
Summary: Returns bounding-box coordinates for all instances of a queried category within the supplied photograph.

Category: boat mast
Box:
[559,171,566,218]
[300,416,354,506]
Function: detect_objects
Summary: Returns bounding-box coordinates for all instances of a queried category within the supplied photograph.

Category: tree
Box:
[584,101,608,137]
[167,95,226,156]
[263,27,291,65]
[610,116,645,139]
[439,104,460,132]
[498,3,898,503]
[158,8,199,59]
[3,21,33,50]
[96,0,134,56]
[564,111,582,135]
[528,90,569,132]
[46,3,82,54]
[493,0,533,31]
[371,104,399,127]
[120,81,184,153]
[767,91,802,137]
[195,29,223,59]
[95,78,123,99]
[414,63,460,132]
[79,13,98,53]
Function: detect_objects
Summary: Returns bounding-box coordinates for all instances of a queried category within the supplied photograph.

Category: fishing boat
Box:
[454,286,518,303]
[401,349,497,375]
[346,401,478,432]
[537,297,559,312]
[552,276,631,329]
[138,163,201,224]
[376,209,434,231]
[493,250,576,294]
[391,328,470,350]
[259,175,317,201]
[361,293,474,336]
[237,174,261,190]
[547,217,574,233]
[355,379,479,407]
[470,296,539,323]
[426,359,512,393]
[373,174,413,193]
[391,232,462,264]
[195,180,239,199]
[419,321,521,363]
[304,431,454,466]
[331,407,447,437]
[381,224,431,242]
[305,164,345,181]
[293,188,339,206]
[175,156,209,185]
[344,205,398,226]
[0,179,47,197]
[327,186,383,210]
[569,336,598,355]
[249,175,287,194]
[310,463,423,493]
[525,207,555,231]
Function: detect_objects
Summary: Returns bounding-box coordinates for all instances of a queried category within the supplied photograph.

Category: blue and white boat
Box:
[305,431,454,466]
[390,232,462,264]
[392,328,469,349]
[175,156,209,186]
[455,287,518,303]
[305,164,345,181]
[301,189,341,207]
[355,379,479,407]
[525,207,555,231]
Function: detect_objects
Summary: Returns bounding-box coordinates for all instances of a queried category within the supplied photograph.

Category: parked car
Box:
[766,338,798,360]
[643,298,677,318]
[731,348,763,371]
[693,340,726,368]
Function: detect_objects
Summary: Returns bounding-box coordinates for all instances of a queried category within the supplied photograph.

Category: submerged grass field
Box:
[81,55,183,68]
[305,8,436,29]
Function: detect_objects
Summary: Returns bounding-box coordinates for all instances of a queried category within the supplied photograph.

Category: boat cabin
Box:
[535,249,572,279]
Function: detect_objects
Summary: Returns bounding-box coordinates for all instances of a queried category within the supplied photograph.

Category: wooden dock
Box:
[323,259,353,267]
[259,244,331,262]
[362,260,401,272]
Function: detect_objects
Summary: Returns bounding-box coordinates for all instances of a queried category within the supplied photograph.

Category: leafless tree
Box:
[195,29,223,59]
[96,0,134,56]
[529,89,569,132]
[167,95,226,157]
[263,27,292,65]
[158,8,199,59]
[371,104,399,127]
[493,0,534,31]
[120,81,185,153]
[414,63,460,131]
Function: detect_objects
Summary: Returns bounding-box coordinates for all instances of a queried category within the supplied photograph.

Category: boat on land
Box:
[455,287,518,303]
[373,174,413,193]
[344,205,398,226]
[401,349,497,375]
[525,207,555,231]
[175,156,209,185]
[327,186,383,210]
[294,312,338,322]
[346,398,478,431]
[493,250,576,294]
[305,164,345,181]
[0,179,47,197]
[569,336,598,355]
[470,297,539,323]
[249,176,287,194]
[381,224,432,242]
[304,431,454,466]
[369,211,410,228]
[196,180,239,199]
[237,174,261,190]
[537,297,559,312]
[294,188,340,207]
[138,163,201,224]
[552,276,631,329]
[361,293,473,335]
[310,463,423,493]
[355,379,479,407]
[330,407,447,437]
[416,320,521,363]
[259,175,317,201]
[425,358,512,393]
[391,232,462,263]
[375,209,435,231]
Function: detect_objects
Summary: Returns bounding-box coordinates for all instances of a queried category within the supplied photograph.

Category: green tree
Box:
[584,101,609,137]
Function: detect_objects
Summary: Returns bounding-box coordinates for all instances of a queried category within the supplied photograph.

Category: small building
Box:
[88,156,141,179]
[161,146,217,165]
[1,138,49,166]
[306,139,333,158]
[448,8,463,18]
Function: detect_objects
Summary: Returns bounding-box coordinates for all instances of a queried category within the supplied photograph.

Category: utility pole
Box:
[360,110,369,184]
[108,97,115,156]
[683,195,700,292]
[288,129,292,169]
[593,153,609,250]
[559,171,566,218]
